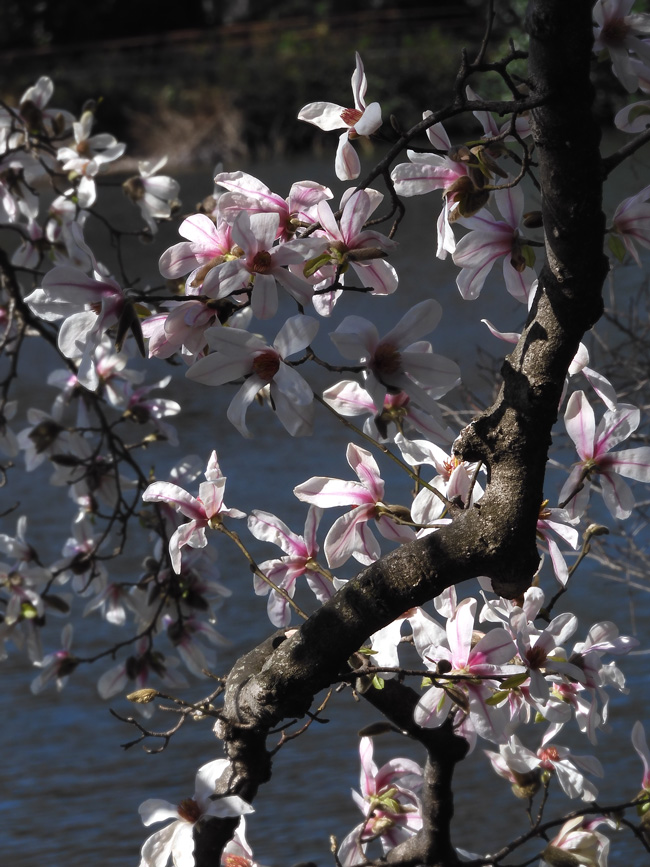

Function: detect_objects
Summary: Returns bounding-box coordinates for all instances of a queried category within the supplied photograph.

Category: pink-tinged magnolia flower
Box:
[57,110,126,207]
[31,624,76,694]
[123,157,180,234]
[541,815,613,867]
[391,116,470,259]
[294,442,415,569]
[452,182,536,303]
[0,75,74,138]
[498,736,603,801]
[631,720,650,792]
[323,379,455,445]
[24,265,139,390]
[210,211,325,319]
[298,52,382,180]
[413,597,524,743]
[215,170,332,242]
[138,759,254,867]
[97,637,189,714]
[396,434,483,528]
[221,818,261,867]
[337,737,423,867]
[142,450,245,573]
[466,84,532,140]
[163,613,228,678]
[186,315,318,437]
[611,183,650,266]
[159,212,235,295]
[593,0,650,92]
[536,503,580,587]
[247,506,333,627]
[560,391,650,519]
[312,188,398,299]
[330,298,460,419]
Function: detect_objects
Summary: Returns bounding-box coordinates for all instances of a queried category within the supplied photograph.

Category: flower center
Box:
[340,107,364,130]
[526,644,548,670]
[537,746,560,768]
[224,856,251,867]
[372,342,402,379]
[600,18,630,47]
[177,797,202,823]
[252,349,281,382]
[251,251,273,274]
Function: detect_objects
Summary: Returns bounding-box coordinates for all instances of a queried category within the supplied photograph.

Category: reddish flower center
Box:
[340,107,364,129]
[177,797,202,823]
[526,644,548,670]
[537,746,560,769]
[224,856,251,867]
[251,251,273,274]
[600,18,630,46]
[372,342,402,379]
[252,349,280,381]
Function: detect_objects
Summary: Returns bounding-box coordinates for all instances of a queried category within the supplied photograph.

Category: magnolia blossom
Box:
[535,503,580,587]
[610,183,650,266]
[323,379,455,445]
[391,116,471,258]
[560,391,650,519]
[158,212,235,295]
[541,816,613,867]
[330,298,460,419]
[593,0,650,92]
[214,170,332,242]
[452,183,537,303]
[294,442,415,568]
[0,75,74,138]
[142,450,245,573]
[24,265,137,390]
[247,506,333,627]
[413,597,525,744]
[138,759,253,867]
[123,157,180,234]
[186,315,318,437]
[31,624,76,694]
[208,211,325,319]
[97,636,189,713]
[313,189,398,299]
[337,737,423,866]
[57,109,126,207]
[298,52,382,180]
[498,736,603,801]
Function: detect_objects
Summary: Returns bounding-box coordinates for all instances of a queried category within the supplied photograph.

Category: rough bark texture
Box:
[194,1,609,864]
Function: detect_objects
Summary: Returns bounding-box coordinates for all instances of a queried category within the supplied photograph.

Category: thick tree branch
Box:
[193,2,610,864]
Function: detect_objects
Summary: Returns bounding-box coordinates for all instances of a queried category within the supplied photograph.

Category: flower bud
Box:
[127,688,159,704]
[540,845,581,866]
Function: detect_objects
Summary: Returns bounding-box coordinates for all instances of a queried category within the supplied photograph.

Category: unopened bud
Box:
[511,768,542,799]
[523,210,543,228]
[584,523,609,539]
[540,845,581,866]
[127,688,159,704]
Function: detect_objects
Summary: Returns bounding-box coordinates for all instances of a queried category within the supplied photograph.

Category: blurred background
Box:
[0,0,577,168]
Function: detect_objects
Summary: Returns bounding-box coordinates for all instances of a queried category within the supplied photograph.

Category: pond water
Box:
[2,151,650,867]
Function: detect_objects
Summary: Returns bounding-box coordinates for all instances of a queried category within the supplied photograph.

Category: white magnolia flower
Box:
[139,759,253,867]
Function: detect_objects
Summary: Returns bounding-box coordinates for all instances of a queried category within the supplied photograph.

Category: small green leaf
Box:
[371,675,385,690]
[608,232,627,263]
[521,244,536,269]
[500,671,530,690]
